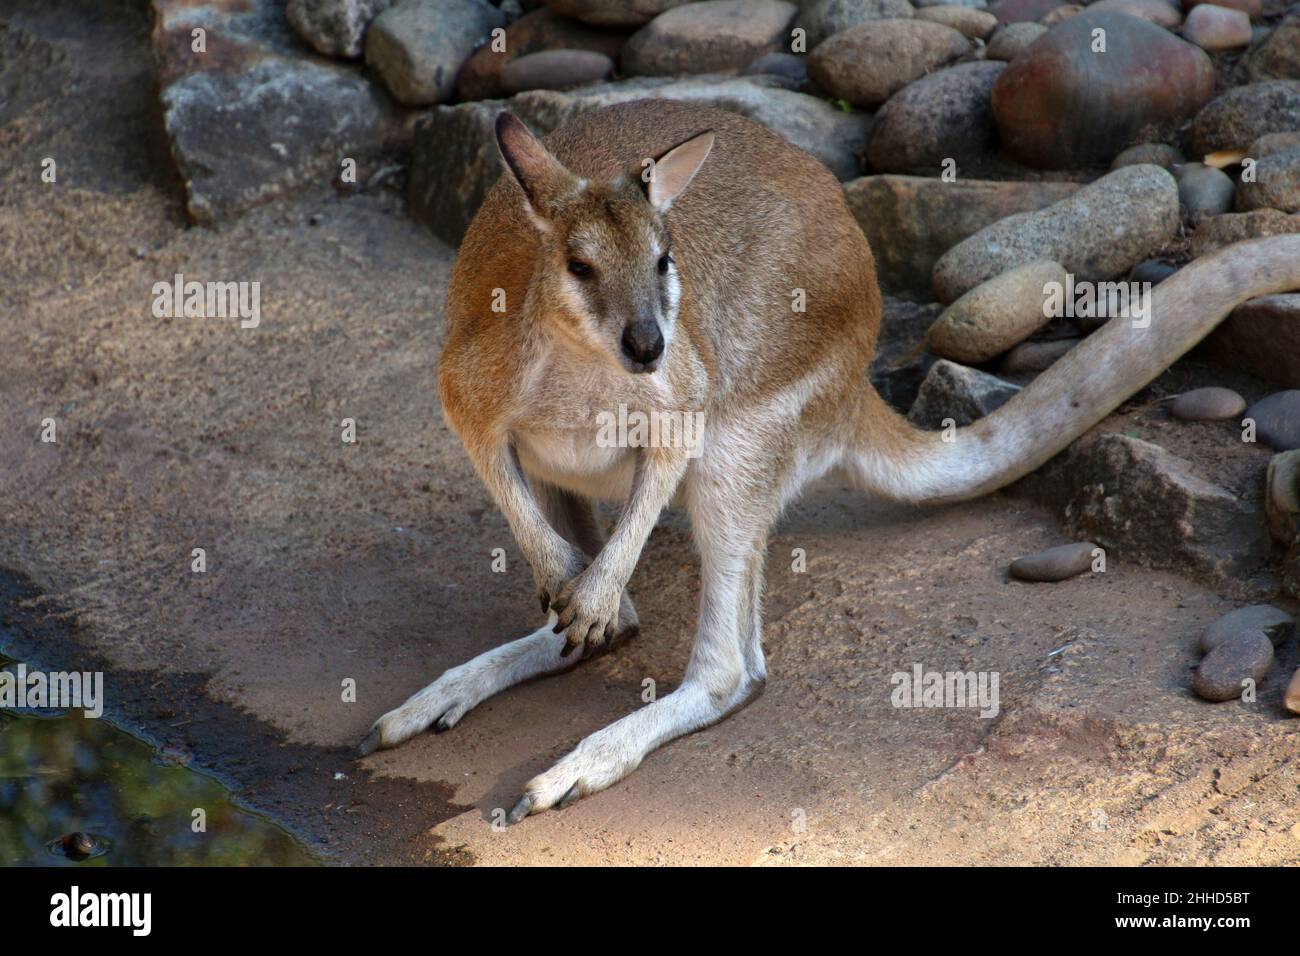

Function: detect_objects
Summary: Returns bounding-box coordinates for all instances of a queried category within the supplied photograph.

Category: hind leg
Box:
[360,483,638,754]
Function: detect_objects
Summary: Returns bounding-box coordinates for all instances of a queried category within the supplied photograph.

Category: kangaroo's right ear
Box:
[495,112,576,224]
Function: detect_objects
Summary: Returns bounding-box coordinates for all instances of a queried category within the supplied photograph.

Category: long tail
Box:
[851,235,1300,505]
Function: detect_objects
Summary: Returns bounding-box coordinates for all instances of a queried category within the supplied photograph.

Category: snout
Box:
[620,320,664,372]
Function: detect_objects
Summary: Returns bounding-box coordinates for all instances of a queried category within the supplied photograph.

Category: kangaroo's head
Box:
[495,112,714,375]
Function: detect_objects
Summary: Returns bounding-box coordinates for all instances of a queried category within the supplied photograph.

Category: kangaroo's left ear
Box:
[646,130,714,213]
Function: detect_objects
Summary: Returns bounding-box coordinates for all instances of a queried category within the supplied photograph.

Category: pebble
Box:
[1182,3,1252,51]
[1009,541,1099,581]
[1285,667,1300,714]
[500,49,614,93]
[621,0,799,76]
[1111,143,1185,171]
[807,20,973,109]
[1193,630,1273,701]
[986,21,1045,59]
[1245,391,1300,451]
[914,5,999,37]
[1189,80,1300,157]
[1235,148,1300,214]
[1088,0,1183,28]
[999,337,1078,374]
[1129,258,1179,285]
[796,0,917,47]
[927,259,1066,363]
[1169,386,1246,421]
[1199,604,1295,653]
[1176,162,1236,218]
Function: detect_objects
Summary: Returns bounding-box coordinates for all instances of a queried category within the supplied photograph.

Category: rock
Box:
[927,260,1065,362]
[986,21,1045,59]
[286,0,393,58]
[871,297,943,408]
[622,0,798,75]
[1248,131,1300,159]
[1181,0,1261,18]
[932,164,1179,302]
[988,0,1065,21]
[1247,12,1300,81]
[1129,258,1178,284]
[1201,295,1300,389]
[914,5,999,36]
[1265,450,1300,544]
[1088,0,1183,28]
[365,0,506,106]
[1193,631,1274,701]
[999,337,1078,374]
[1245,391,1300,451]
[843,176,1079,296]
[1176,162,1236,217]
[457,9,629,101]
[1041,3,1081,24]
[501,50,614,93]
[1235,148,1300,213]
[1182,3,1251,50]
[916,0,987,7]
[409,75,871,243]
[544,0,693,27]
[744,51,809,89]
[1189,209,1300,256]
[807,20,972,109]
[1200,604,1295,653]
[1111,142,1185,171]
[907,359,1021,428]
[1025,433,1273,581]
[1189,81,1300,155]
[796,0,917,47]
[1009,541,1098,581]
[1286,667,1300,714]
[992,11,1215,169]
[866,61,1004,173]
[152,0,408,225]
[1169,387,1246,421]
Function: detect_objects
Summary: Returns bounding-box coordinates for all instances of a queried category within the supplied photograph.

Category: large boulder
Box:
[409,75,871,244]
[796,0,917,47]
[151,0,409,225]
[286,0,394,59]
[866,60,1004,173]
[932,164,1179,301]
[991,10,1214,169]
[844,175,1079,296]
[807,20,973,109]
[364,0,506,106]
[457,8,629,101]
[1188,81,1300,155]
[621,0,798,75]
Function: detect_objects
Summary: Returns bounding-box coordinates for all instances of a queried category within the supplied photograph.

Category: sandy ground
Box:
[2,0,1298,866]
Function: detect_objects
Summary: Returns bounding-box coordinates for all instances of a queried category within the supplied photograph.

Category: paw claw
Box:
[357,727,382,757]
[433,712,452,734]
[557,783,581,809]
[507,794,534,825]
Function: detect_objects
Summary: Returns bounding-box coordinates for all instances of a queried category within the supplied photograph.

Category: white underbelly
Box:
[515,430,637,502]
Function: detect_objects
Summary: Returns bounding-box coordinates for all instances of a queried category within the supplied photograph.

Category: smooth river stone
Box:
[1245,391,1300,450]
[1169,386,1246,421]
[1193,630,1273,701]
[1009,541,1099,581]
[1199,604,1295,653]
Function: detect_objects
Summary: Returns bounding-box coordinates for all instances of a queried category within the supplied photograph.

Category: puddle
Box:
[0,649,318,866]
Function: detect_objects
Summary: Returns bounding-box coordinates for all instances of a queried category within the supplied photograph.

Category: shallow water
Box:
[0,652,317,867]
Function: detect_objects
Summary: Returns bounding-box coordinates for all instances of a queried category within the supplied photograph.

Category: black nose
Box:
[621,320,664,367]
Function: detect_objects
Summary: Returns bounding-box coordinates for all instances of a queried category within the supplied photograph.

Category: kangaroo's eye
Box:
[567,259,593,279]
[657,252,672,274]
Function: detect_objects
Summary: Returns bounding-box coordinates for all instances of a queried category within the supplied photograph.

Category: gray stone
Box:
[927,260,1066,363]
[988,0,1065,21]
[1189,209,1300,257]
[807,20,972,109]
[1176,162,1236,218]
[913,5,999,36]
[1236,148,1300,213]
[932,164,1179,302]
[1088,0,1183,28]
[1246,10,1300,81]
[1009,541,1098,581]
[1193,631,1273,701]
[1189,81,1300,156]
[1028,433,1273,582]
[1248,131,1300,159]
[1181,3,1251,50]
[1245,391,1300,451]
[1265,449,1300,546]
[544,0,693,26]
[1129,258,1179,284]
[1201,294,1300,388]
[408,75,871,244]
[1112,143,1185,171]
[501,50,614,93]
[985,21,1045,59]
[1169,386,1246,421]
[906,359,1021,428]
[866,61,1003,173]
[365,0,506,106]
[843,175,1079,297]
[1199,604,1295,653]
[287,0,394,58]
[744,52,809,90]
[622,0,798,75]
[999,337,1078,374]
[796,0,917,47]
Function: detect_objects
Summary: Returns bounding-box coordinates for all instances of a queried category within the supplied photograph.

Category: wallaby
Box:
[359,99,1300,822]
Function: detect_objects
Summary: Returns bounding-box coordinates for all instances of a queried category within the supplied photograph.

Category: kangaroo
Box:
[359,99,1300,822]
